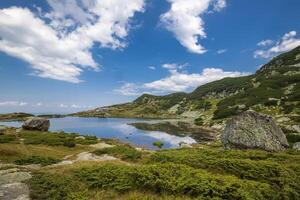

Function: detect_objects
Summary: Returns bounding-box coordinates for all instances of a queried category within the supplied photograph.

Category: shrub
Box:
[194,117,204,126]
[150,148,300,198]
[75,135,98,145]
[15,156,61,166]
[19,131,96,147]
[94,145,142,161]
[153,141,164,148]
[28,173,85,200]
[0,135,16,143]
[63,140,76,148]
[286,134,300,144]
[75,163,276,199]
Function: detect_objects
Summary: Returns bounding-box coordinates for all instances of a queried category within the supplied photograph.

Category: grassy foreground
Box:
[0,127,300,199]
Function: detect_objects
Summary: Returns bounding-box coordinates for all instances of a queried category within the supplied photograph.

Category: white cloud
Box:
[35,102,43,107]
[144,67,248,93]
[0,0,145,83]
[254,31,300,58]
[59,103,92,109]
[162,63,189,70]
[217,49,227,54]
[257,39,273,47]
[160,0,226,54]
[114,83,141,96]
[115,64,249,96]
[59,104,68,108]
[213,0,226,11]
[0,101,28,106]
[148,66,156,70]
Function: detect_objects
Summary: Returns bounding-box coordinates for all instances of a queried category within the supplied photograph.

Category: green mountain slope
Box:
[75,46,300,127]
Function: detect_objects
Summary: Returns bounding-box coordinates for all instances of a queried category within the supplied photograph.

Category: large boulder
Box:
[221,111,289,152]
[22,117,50,131]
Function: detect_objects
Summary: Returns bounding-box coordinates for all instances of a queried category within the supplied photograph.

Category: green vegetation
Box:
[194,116,204,126]
[153,141,164,148]
[94,145,143,161]
[74,46,300,131]
[14,155,61,166]
[0,127,299,199]
[19,130,98,146]
[0,134,16,143]
[0,112,34,121]
[27,146,300,200]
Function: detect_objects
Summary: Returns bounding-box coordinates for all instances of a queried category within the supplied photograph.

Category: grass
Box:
[0,143,92,163]
[14,155,61,166]
[25,143,300,200]
[153,141,164,148]
[93,145,143,162]
[0,134,17,143]
[1,125,299,199]
[19,130,98,146]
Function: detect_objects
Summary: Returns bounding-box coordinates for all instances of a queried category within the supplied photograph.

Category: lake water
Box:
[0,117,196,149]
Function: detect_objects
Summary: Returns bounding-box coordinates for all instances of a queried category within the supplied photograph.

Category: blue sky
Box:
[0,0,299,113]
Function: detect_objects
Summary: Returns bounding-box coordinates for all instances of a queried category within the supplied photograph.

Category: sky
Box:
[0,0,299,113]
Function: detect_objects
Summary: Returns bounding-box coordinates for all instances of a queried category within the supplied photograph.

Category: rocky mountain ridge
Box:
[75,46,300,132]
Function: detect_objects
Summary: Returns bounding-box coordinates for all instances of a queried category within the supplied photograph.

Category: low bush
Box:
[75,135,98,145]
[286,134,300,144]
[28,173,85,200]
[0,134,16,143]
[19,131,97,147]
[153,141,164,148]
[150,148,300,198]
[14,156,61,166]
[93,145,142,161]
[63,140,76,148]
[75,163,276,199]
[194,117,204,126]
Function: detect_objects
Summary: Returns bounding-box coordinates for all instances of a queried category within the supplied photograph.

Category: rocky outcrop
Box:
[0,164,31,200]
[22,117,50,131]
[293,142,300,151]
[221,111,289,152]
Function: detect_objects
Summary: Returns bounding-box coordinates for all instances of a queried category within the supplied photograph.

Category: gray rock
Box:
[292,125,300,133]
[293,142,300,151]
[22,117,50,131]
[221,111,289,152]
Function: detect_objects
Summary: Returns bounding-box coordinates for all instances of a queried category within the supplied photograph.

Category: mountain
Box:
[75,46,300,129]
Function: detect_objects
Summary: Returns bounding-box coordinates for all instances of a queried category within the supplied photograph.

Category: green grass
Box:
[153,141,164,148]
[19,130,98,146]
[93,145,143,161]
[0,134,16,143]
[26,145,300,200]
[14,155,61,166]
[149,148,300,198]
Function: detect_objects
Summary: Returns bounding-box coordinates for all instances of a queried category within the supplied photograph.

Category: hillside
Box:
[75,46,300,129]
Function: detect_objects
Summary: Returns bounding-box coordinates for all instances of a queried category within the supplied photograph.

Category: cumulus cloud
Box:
[0,0,145,83]
[254,31,300,58]
[0,101,28,106]
[115,63,248,96]
[257,39,273,47]
[217,49,227,54]
[160,0,226,54]
[148,66,156,70]
[114,83,141,96]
